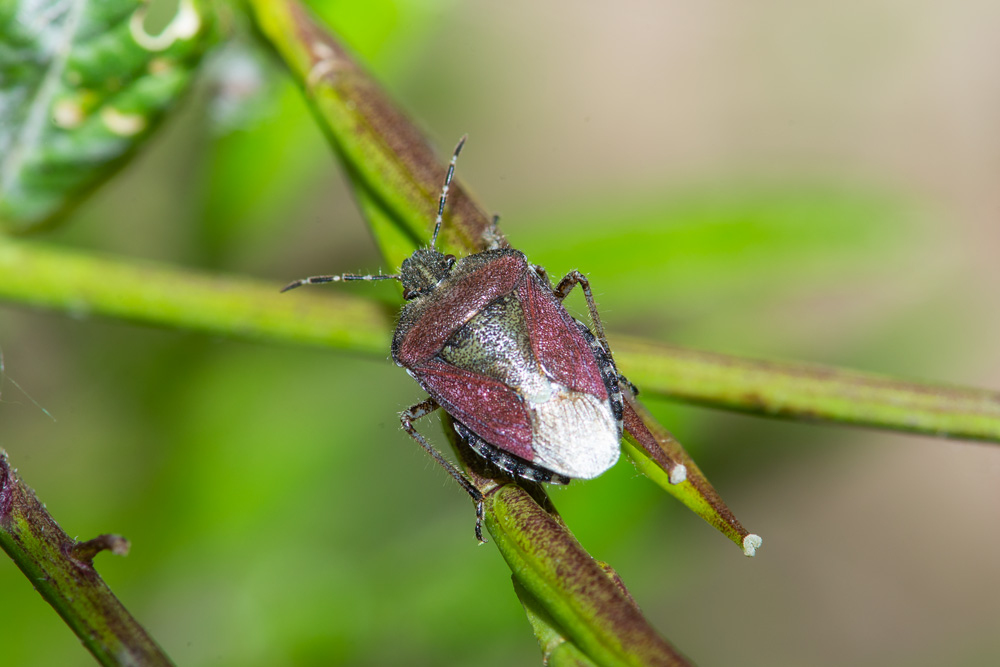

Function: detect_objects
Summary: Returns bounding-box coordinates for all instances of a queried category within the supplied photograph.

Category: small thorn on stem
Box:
[70,534,130,564]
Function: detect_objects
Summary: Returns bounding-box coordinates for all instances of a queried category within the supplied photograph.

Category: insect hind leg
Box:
[400,398,486,542]
[553,270,610,353]
[554,271,639,405]
[452,421,571,486]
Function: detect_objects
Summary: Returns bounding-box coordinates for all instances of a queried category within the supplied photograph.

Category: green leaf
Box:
[0,0,213,232]
[608,395,739,552]
[622,393,762,556]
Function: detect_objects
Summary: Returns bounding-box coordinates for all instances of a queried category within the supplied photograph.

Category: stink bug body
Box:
[284,137,630,540]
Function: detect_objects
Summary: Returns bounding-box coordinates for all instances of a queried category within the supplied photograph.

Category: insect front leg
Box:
[400,398,486,543]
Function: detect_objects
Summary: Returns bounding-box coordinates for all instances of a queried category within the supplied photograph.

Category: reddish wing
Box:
[518,271,608,400]
[410,358,535,461]
[396,253,526,365]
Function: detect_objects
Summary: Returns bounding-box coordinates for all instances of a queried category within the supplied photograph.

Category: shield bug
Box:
[283,137,638,541]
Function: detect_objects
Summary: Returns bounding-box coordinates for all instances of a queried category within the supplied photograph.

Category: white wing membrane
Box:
[528,385,620,479]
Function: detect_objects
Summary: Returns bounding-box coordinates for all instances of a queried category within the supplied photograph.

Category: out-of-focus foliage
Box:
[0,0,213,232]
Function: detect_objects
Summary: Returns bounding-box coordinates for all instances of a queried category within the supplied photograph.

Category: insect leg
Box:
[280,273,401,293]
[553,270,611,355]
[619,374,640,397]
[400,398,486,543]
[560,274,638,414]
[531,263,553,287]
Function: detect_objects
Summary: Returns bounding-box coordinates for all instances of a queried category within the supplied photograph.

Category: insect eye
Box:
[444,254,456,267]
[402,287,416,300]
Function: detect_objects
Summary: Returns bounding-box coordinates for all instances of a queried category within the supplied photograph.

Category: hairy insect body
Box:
[393,248,622,482]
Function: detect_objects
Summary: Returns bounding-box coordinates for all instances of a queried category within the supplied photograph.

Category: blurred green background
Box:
[2,1,1000,665]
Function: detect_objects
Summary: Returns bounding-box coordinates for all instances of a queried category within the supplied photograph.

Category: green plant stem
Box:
[246,0,495,268]
[514,577,601,667]
[487,485,690,667]
[2,238,998,443]
[615,338,1000,442]
[0,451,173,667]
[0,239,390,354]
[444,427,687,666]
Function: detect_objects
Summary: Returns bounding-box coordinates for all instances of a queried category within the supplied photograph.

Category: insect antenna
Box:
[283,135,466,293]
[280,272,401,293]
[429,135,467,249]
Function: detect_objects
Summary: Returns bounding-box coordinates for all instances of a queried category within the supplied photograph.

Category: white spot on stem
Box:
[312,42,335,59]
[306,59,338,91]
[669,463,687,485]
[743,533,763,557]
